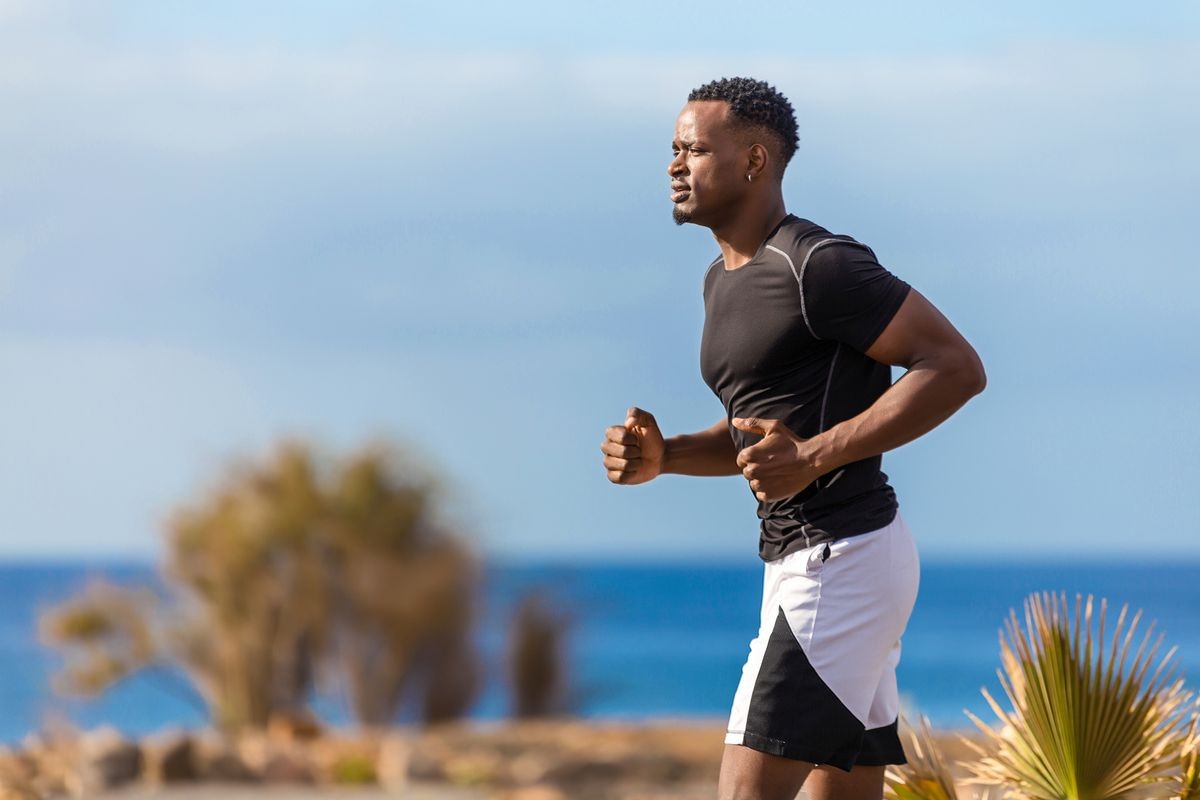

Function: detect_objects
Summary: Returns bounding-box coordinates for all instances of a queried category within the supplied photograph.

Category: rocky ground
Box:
[1,717,995,800]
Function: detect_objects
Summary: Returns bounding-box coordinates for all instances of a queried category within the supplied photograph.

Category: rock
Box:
[492,786,568,800]
[140,730,196,784]
[231,731,314,783]
[406,742,451,781]
[0,749,40,800]
[0,782,41,800]
[618,752,691,784]
[192,731,256,783]
[18,732,75,797]
[235,731,272,774]
[204,749,258,782]
[260,751,314,784]
[542,755,624,785]
[443,750,505,787]
[617,788,719,800]
[508,752,555,785]
[0,747,37,787]
[78,726,142,790]
[376,733,412,790]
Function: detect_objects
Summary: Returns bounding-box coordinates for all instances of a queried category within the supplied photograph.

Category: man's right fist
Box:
[602,406,666,485]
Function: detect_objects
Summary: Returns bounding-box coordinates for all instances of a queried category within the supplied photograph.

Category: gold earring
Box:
[747,173,753,182]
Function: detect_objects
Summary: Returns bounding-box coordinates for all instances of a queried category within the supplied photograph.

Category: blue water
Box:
[4,558,1200,744]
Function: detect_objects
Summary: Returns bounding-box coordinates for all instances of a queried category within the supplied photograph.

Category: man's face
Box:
[668,100,749,227]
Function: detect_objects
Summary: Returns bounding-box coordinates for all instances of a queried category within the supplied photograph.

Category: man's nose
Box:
[667,153,685,177]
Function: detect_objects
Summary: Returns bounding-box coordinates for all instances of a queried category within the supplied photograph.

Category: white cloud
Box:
[1,24,1195,157]
[0,0,54,23]
[0,16,1197,560]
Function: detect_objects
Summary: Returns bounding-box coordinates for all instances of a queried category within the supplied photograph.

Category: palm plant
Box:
[37,578,220,722]
[320,440,482,725]
[1176,695,1200,800]
[961,591,1193,800]
[883,712,1006,800]
[507,589,572,718]
[164,438,333,729]
[884,713,962,800]
[39,435,482,732]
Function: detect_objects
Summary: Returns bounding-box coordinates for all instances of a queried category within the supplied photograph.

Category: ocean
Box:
[3,558,1200,745]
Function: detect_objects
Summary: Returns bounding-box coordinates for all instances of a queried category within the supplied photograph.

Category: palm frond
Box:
[1176,695,1200,800]
[885,713,962,800]
[962,591,1193,800]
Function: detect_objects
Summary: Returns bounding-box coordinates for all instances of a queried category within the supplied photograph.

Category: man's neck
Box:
[710,196,789,270]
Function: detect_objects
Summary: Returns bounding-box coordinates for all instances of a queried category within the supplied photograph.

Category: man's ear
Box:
[747,142,770,180]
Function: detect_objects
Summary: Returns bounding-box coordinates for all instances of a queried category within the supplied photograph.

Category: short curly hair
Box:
[687,77,799,173]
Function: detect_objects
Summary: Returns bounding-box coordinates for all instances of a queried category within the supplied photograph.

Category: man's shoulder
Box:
[701,253,724,292]
[771,216,870,262]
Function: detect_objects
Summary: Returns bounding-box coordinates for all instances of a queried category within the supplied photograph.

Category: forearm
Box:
[663,418,741,476]
[809,356,985,473]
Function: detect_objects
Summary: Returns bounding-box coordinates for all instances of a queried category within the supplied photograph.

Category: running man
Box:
[601,77,986,800]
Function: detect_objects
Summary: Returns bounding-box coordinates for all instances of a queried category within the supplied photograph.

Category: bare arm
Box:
[733,287,986,502]
[662,417,741,476]
[808,287,986,473]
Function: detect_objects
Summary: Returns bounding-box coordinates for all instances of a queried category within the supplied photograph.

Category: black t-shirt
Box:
[699,214,912,562]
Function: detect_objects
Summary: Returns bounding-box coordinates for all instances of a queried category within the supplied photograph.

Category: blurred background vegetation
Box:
[37,436,573,733]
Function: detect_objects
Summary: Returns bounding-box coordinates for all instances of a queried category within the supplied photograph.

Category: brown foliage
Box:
[508,590,572,718]
[38,434,482,732]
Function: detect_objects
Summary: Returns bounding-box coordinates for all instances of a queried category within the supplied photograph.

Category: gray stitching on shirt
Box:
[764,236,876,529]
[770,237,879,339]
[818,342,840,433]
[764,244,814,338]
[815,342,841,490]
[767,239,845,340]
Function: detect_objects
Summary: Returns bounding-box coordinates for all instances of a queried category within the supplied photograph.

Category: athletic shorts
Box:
[724,510,920,772]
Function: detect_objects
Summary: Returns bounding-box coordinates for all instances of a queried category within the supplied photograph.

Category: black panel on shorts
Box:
[853,717,908,766]
[742,606,865,771]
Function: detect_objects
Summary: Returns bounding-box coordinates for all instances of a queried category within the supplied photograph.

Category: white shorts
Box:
[724,510,920,771]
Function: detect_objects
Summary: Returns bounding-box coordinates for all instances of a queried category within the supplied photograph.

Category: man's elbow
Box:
[906,341,986,397]
[966,366,987,397]
[953,350,987,397]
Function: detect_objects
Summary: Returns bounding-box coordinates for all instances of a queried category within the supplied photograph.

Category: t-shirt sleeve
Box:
[801,241,912,353]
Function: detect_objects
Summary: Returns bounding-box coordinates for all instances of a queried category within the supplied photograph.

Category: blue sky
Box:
[1,1,1197,562]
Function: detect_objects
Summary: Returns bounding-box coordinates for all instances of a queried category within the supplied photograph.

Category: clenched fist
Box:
[602,406,666,485]
[731,416,822,501]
